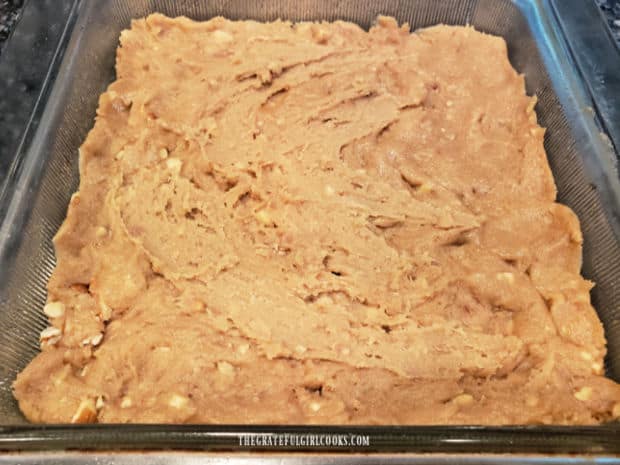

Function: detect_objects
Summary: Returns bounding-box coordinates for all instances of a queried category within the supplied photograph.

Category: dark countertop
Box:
[596,0,620,43]
[0,0,22,50]
[0,0,70,182]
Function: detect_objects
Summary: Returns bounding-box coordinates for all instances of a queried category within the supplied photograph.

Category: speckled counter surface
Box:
[0,0,22,48]
[596,0,620,43]
[0,0,70,184]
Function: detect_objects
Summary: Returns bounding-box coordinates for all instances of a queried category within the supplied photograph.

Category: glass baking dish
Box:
[0,0,619,455]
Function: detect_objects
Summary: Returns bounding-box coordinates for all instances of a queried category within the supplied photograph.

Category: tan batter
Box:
[13,14,620,424]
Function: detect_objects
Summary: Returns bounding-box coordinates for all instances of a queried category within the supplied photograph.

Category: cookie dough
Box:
[13,14,620,424]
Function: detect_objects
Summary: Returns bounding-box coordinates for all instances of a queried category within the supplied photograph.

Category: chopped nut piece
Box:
[212,29,233,44]
[169,393,189,409]
[120,397,133,408]
[237,343,249,354]
[417,182,433,193]
[39,326,62,346]
[91,333,103,346]
[255,210,274,226]
[315,294,334,307]
[95,226,108,238]
[159,148,169,159]
[217,361,235,375]
[370,215,403,229]
[309,401,321,412]
[295,345,307,354]
[95,396,105,410]
[191,299,206,312]
[166,158,182,174]
[496,272,515,284]
[574,386,593,402]
[71,399,97,423]
[580,351,593,361]
[612,403,620,418]
[591,362,603,374]
[325,185,335,196]
[99,300,113,321]
[254,246,269,257]
[453,393,474,407]
[43,302,65,319]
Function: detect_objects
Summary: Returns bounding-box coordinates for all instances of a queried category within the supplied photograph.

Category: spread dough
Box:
[14,14,620,424]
